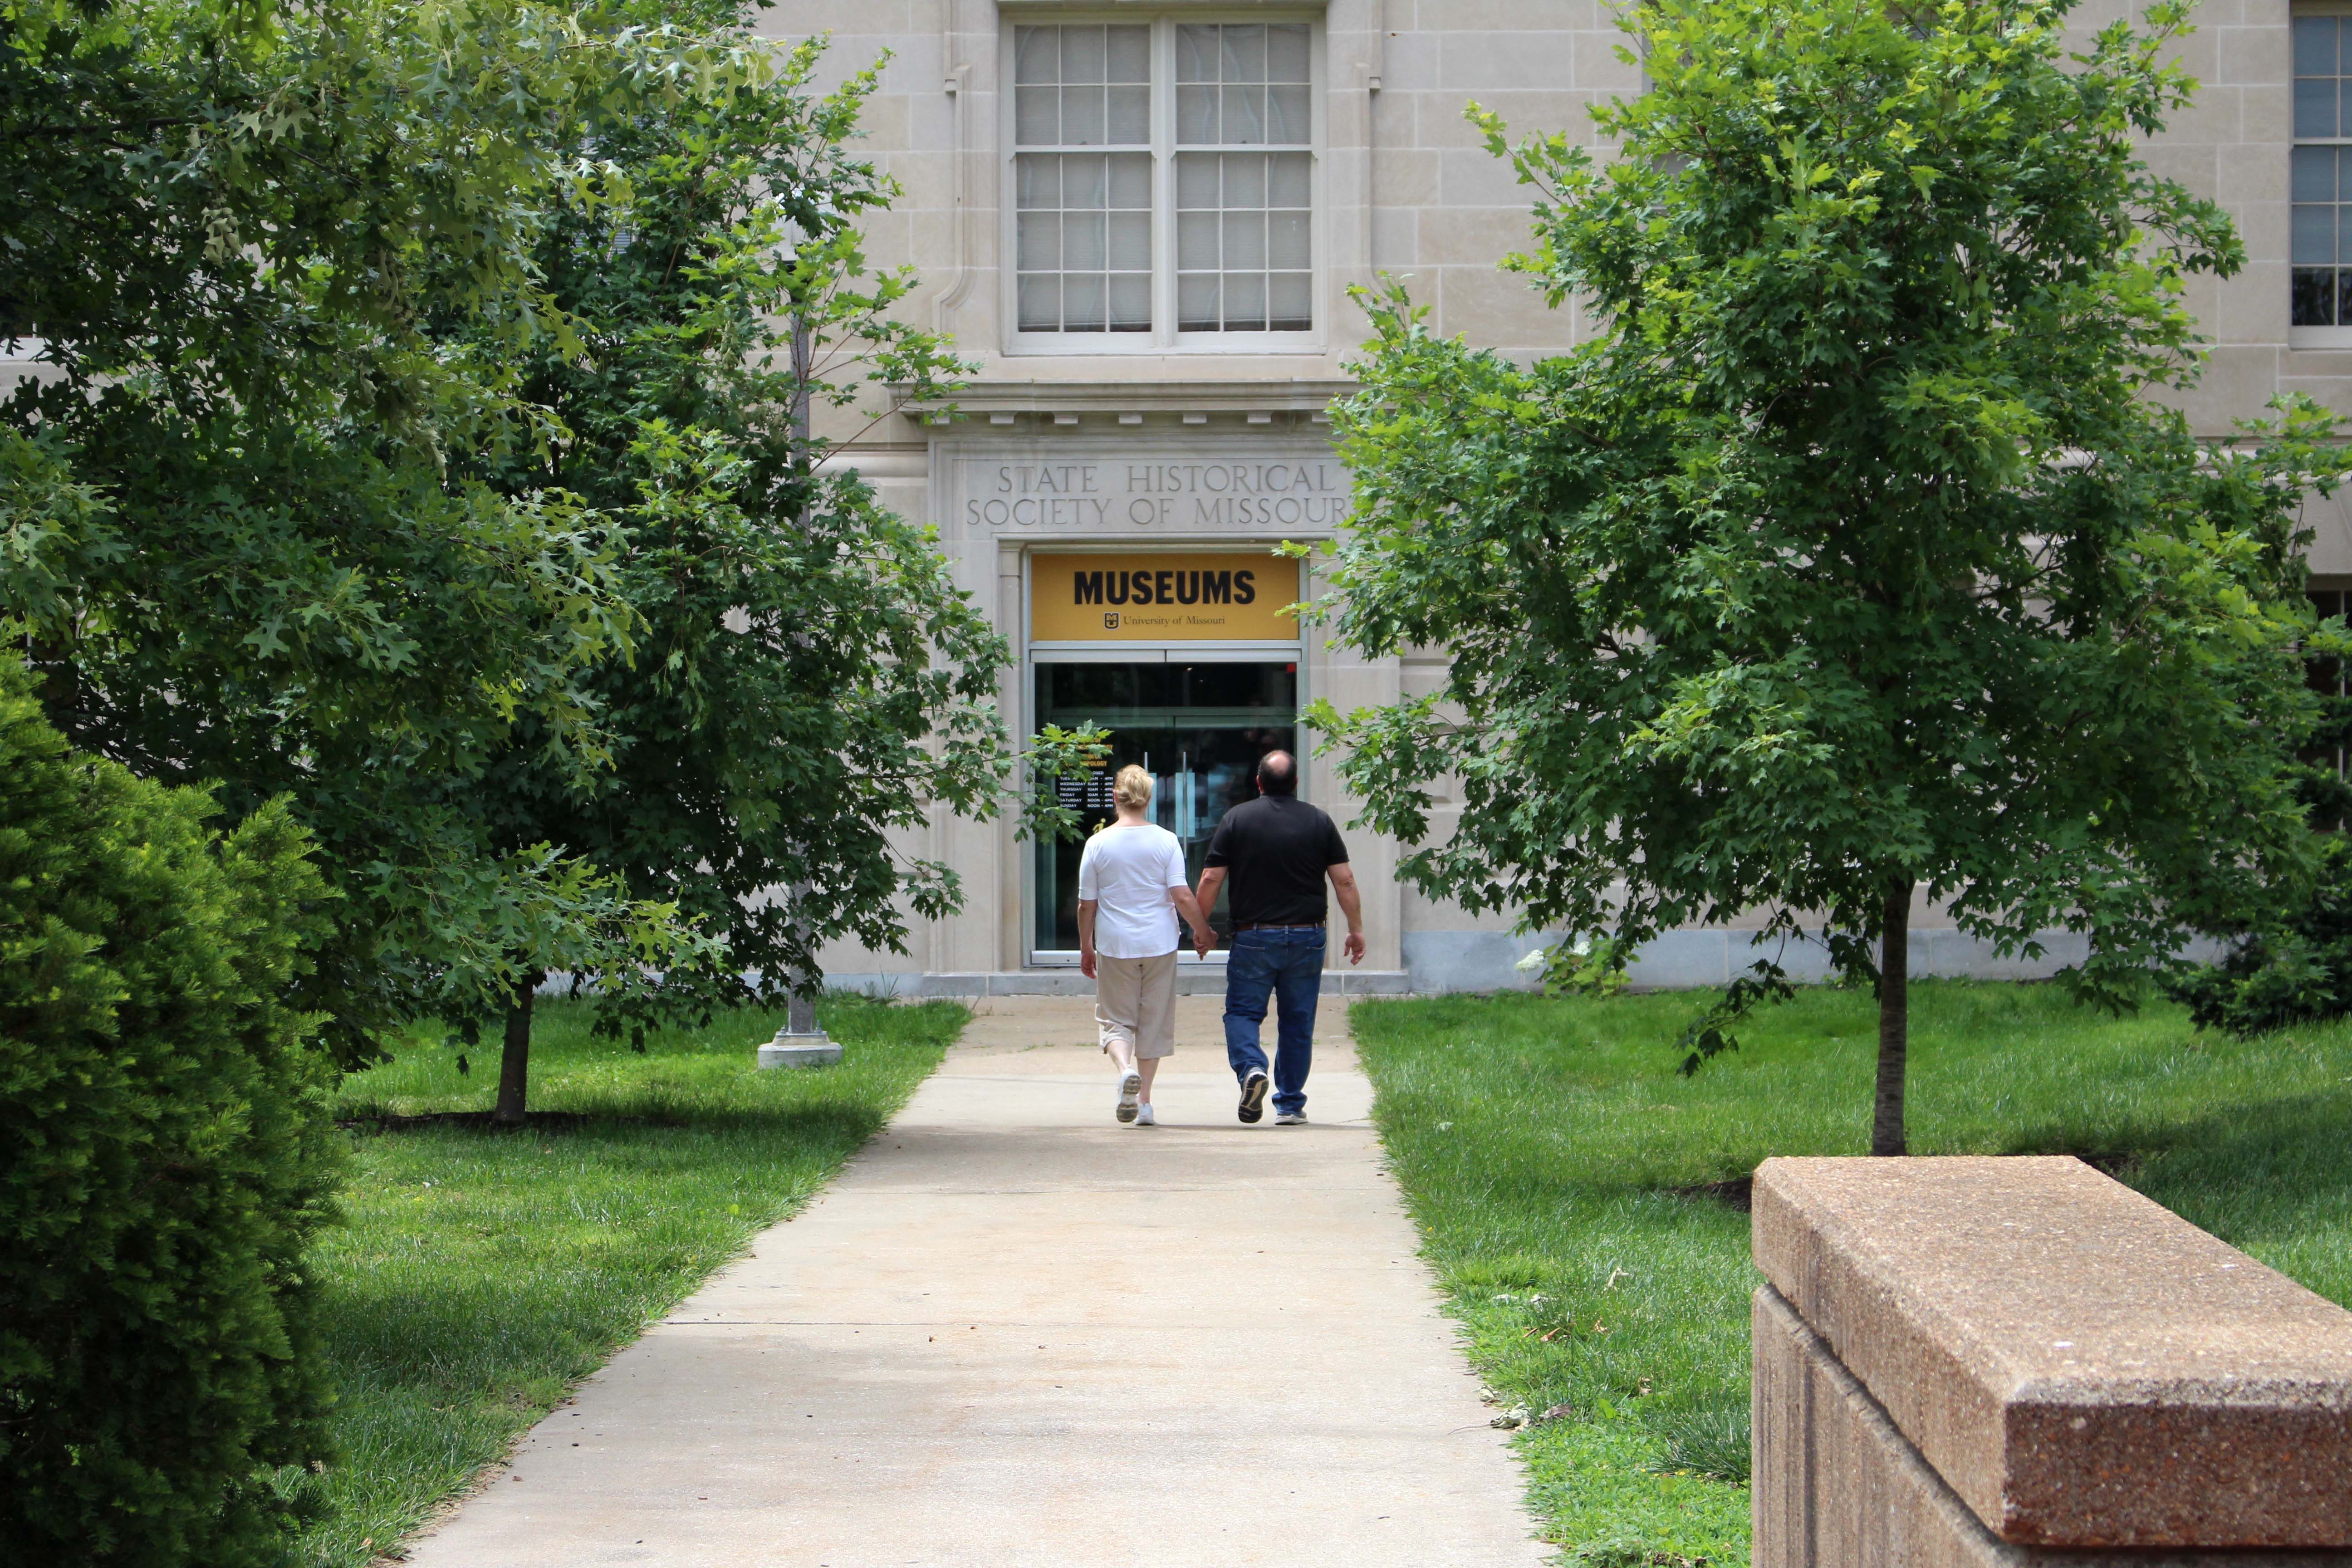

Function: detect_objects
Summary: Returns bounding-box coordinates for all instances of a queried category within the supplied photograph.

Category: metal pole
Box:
[760,311,839,1070]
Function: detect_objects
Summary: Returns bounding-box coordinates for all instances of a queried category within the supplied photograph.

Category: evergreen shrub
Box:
[0,656,340,1566]
[2167,647,2352,1037]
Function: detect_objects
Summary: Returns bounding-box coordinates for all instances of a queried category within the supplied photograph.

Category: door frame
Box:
[1022,556,1307,968]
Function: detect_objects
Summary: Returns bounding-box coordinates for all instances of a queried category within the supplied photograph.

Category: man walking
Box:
[1195,750,1364,1126]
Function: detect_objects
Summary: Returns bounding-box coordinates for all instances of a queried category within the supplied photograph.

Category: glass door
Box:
[1034,660,1298,956]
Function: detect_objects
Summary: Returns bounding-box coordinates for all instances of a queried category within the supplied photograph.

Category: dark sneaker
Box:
[1238,1070,1269,1124]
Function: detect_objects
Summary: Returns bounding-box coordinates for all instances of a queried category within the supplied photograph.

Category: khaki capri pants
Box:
[1095,951,1178,1063]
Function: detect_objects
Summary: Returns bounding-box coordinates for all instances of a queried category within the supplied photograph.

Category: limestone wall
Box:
[1753,1156,2352,1566]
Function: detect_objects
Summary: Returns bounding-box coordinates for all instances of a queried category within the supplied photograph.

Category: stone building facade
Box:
[774,0,2352,995]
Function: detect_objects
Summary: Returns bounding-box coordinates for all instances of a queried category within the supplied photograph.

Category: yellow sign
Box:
[1030,552,1299,642]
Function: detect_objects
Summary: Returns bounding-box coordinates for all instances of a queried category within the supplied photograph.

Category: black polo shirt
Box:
[1203,795,1349,927]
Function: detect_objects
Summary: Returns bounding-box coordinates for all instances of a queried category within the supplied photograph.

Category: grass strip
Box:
[286,995,965,1566]
[1351,980,2352,1568]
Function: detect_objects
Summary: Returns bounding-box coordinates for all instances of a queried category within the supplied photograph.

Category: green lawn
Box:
[1350,981,2352,1568]
[284,996,964,1566]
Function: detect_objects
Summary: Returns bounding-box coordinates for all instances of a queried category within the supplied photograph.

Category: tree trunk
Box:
[493,975,537,1127]
[1872,879,1913,1156]
[28,632,78,746]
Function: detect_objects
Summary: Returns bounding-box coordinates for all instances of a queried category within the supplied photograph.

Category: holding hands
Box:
[1171,879,1215,961]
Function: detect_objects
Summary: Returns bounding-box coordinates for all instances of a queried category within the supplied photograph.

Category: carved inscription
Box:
[965,457,1349,530]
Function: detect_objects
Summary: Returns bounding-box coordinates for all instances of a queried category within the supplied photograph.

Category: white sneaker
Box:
[1134,1102,1156,1127]
[1275,1111,1308,1126]
[1116,1070,1142,1124]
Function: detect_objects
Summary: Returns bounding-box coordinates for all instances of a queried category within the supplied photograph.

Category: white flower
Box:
[1514,947,1548,973]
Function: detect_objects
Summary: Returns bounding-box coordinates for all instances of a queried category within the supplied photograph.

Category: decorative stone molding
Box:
[894,377,1357,430]
[1753,1156,2352,1565]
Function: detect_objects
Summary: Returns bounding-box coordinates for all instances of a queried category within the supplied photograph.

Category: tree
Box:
[1314,0,2333,1153]
[0,0,782,1063]
[445,24,1100,1119]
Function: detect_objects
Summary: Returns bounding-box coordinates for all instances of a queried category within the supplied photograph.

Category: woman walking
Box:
[1078,765,1215,1125]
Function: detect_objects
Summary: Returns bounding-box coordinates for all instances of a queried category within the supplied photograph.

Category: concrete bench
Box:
[1752,1156,2352,1566]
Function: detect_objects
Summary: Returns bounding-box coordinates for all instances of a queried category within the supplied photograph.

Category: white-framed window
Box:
[2294,5,2352,346]
[1003,16,1323,354]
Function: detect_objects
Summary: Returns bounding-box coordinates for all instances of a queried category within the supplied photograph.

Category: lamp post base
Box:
[757,1029,841,1070]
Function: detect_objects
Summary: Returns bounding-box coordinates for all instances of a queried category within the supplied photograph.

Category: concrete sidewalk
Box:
[400,995,1545,1568]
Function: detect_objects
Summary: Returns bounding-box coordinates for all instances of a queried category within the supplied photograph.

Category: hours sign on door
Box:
[1030,552,1300,642]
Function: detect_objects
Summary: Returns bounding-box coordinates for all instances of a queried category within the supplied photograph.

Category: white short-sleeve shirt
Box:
[1077,822,1189,959]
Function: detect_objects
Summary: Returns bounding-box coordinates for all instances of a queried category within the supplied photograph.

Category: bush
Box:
[0,656,339,1566]
[2167,682,2352,1036]
[2165,848,2352,1035]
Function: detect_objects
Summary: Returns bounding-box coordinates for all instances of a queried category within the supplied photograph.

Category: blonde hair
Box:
[1112,764,1154,809]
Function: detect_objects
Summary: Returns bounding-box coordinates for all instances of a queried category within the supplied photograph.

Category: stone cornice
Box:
[892,377,1358,428]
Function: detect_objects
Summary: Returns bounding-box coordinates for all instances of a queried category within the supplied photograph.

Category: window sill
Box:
[2289,326,2352,350]
[1004,333,1324,357]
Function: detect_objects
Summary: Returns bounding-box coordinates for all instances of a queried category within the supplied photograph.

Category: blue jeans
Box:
[1224,927,1324,1116]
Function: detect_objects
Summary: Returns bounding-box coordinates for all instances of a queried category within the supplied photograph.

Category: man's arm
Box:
[1327,862,1366,965]
[1194,865,1227,936]
[1077,897,1099,979]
